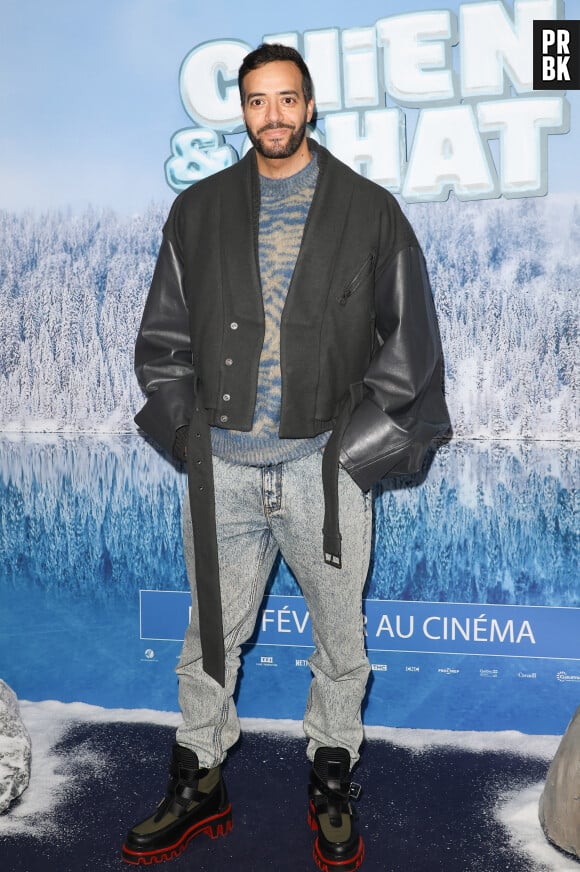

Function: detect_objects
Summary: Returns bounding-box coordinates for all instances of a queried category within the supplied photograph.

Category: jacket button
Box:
[220,415,228,423]
[222,393,230,402]
[225,358,233,366]
[230,322,238,330]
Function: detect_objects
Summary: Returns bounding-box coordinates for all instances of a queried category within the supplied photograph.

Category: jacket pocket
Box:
[337,251,375,306]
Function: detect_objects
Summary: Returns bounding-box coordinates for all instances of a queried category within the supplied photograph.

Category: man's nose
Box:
[265,99,283,123]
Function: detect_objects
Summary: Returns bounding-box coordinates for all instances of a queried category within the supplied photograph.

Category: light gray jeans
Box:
[176,450,372,768]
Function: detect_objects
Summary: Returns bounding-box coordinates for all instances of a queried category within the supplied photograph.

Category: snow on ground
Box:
[498,784,580,872]
[0,701,180,837]
[0,700,575,870]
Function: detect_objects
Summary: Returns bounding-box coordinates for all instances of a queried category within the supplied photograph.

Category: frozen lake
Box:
[0,434,577,732]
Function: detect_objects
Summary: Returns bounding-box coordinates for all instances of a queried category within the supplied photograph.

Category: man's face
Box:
[241,60,314,161]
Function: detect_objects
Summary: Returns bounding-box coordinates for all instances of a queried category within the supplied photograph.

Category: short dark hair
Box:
[238,43,314,105]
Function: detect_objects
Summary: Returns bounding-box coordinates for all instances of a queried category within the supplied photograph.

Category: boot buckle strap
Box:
[349,782,362,801]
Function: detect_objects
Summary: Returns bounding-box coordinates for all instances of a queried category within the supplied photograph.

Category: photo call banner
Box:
[0,0,578,734]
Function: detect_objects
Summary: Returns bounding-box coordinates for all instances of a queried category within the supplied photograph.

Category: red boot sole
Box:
[121,804,232,865]
[308,801,365,872]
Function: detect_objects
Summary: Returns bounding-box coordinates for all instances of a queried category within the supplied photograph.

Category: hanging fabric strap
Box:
[185,385,226,687]
[321,382,366,570]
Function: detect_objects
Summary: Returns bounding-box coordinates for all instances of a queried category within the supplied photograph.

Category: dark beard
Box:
[247,120,307,159]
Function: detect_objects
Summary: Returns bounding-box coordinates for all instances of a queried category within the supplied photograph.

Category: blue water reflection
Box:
[0,435,577,731]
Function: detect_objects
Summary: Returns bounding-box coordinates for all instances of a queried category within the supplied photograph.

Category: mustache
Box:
[257,122,295,134]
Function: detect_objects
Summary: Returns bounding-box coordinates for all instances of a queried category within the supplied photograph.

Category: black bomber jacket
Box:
[134,140,451,685]
[135,140,450,488]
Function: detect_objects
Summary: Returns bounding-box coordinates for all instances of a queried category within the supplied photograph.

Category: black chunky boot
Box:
[308,746,364,872]
[121,744,232,865]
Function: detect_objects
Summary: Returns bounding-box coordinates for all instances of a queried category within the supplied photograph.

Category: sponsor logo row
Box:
[141,647,580,685]
[254,656,580,683]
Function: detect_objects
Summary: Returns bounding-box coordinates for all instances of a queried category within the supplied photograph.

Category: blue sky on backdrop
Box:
[1,0,579,213]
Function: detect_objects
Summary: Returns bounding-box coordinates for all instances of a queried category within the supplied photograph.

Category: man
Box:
[122,43,450,871]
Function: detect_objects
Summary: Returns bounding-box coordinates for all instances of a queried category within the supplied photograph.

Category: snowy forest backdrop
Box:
[1,160,578,733]
[0,194,577,441]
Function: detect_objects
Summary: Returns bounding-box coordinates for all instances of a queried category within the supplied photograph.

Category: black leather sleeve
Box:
[339,245,451,491]
[134,236,196,456]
